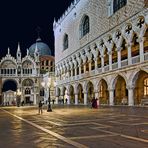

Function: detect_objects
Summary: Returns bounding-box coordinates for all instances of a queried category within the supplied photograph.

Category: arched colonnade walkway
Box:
[56,70,148,106]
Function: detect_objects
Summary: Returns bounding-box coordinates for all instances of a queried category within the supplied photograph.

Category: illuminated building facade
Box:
[54,0,148,106]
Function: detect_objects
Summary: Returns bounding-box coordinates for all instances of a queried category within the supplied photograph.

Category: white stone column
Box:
[139,38,144,62]
[100,55,104,72]
[109,89,114,106]
[55,96,59,104]
[67,95,70,105]
[108,52,112,70]
[128,87,134,106]
[79,65,81,75]
[84,93,87,105]
[117,49,121,68]
[71,69,73,77]
[75,94,78,105]
[75,67,77,76]
[89,61,91,72]
[127,43,132,65]
[34,94,37,105]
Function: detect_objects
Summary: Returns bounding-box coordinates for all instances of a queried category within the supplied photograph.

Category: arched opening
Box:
[104,48,109,66]
[87,81,94,103]
[69,85,75,104]
[63,34,69,50]
[98,79,109,105]
[144,28,148,53]
[131,33,139,57]
[22,79,34,104]
[91,54,95,70]
[134,71,148,105]
[114,76,127,105]
[2,79,17,105]
[112,44,118,64]
[78,84,84,104]
[121,38,128,61]
[80,15,89,38]
[97,50,101,68]
[63,87,67,104]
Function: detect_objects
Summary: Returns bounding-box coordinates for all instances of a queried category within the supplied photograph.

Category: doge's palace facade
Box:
[54,0,148,106]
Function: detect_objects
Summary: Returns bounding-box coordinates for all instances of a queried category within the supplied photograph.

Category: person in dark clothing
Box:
[38,101,43,114]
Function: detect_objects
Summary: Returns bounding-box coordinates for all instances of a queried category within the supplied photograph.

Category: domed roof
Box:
[29,38,52,56]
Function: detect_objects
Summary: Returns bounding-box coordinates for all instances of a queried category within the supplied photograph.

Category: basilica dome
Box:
[29,38,52,56]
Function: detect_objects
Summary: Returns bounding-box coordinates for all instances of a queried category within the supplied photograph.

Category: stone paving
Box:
[0,105,148,148]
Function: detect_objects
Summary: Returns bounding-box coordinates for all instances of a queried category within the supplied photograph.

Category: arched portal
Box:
[87,81,94,103]
[2,79,17,105]
[63,87,67,104]
[22,79,34,104]
[69,85,75,104]
[114,76,127,105]
[133,71,148,105]
[98,79,109,105]
[78,84,84,104]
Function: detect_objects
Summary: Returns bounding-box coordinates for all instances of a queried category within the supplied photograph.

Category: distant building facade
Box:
[0,38,55,105]
[54,0,148,106]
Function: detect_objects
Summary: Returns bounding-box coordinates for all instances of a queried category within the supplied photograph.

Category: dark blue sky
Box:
[0,0,73,58]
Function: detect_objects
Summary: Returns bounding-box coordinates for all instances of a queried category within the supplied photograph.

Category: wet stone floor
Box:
[0,105,148,148]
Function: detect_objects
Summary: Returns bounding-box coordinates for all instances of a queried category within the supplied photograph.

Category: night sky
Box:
[0,0,73,58]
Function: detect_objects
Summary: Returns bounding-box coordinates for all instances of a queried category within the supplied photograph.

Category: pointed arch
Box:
[80,15,90,38]
[63,33,69,50]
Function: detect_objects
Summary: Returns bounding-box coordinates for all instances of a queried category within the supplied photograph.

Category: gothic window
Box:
[144,78,148,96]
[63,34,68,50]
[80,15,89,38]
[113,0,127,13]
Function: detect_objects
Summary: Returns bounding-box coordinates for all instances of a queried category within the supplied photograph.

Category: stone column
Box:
[71,69,73,77]
[109,89,114,106]
[75,67,77,76]
[117,48,121,68]
[108,51,112,70]
[75,94,78,105]
[139,38,144,62]
[127,43,132,65]
[78,65,80,75]
[55,96,59,104]
[34,94,37,105]
[128,87,134,106]
[67,95,70,105]
[84,93,87,105]
[89,61,91,72]
[95,92,99,99]
[100,55,104,72]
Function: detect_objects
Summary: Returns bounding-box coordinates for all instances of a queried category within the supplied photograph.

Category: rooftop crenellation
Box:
[53,0,80,29]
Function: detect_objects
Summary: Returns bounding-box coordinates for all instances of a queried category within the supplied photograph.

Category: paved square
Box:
[0,105,148,148]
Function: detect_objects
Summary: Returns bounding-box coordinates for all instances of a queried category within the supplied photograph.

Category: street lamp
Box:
[47,78,52,112]
[16,89,22,107]
[41,78,52,112]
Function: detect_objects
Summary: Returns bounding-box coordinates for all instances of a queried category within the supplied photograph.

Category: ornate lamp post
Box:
[47,78,52,112]
[41,78,52,112]
[16,89,22,107]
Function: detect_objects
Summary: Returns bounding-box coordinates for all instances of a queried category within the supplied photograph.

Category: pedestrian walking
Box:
[38,100,43,114]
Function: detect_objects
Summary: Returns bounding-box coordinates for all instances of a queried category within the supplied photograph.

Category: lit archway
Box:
[78,84,84,104]
[69,85,75,104]
[87,81,94,103]
[98,79,109,105]
[133,70,148,105]
[114,76,127,105]
[2,79,17,105]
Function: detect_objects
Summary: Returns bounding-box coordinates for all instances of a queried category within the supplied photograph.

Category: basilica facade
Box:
[54,0,148,106]
[0,38,55,106]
